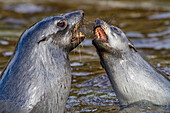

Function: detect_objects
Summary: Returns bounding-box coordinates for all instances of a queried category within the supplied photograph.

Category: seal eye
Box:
[113,27,119,32]
[57,20,66,28]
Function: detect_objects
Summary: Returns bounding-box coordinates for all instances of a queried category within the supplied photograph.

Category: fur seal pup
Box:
[0,10,85,113]
[92,19,170,105]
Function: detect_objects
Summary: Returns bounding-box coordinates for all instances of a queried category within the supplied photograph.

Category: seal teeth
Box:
[72,31,85,42]
[72,23,85,43]
[79,32,84,37]
[73,32,84,38]
[73,24,79,34]
[95,27,107,41]
[95,28,102,39]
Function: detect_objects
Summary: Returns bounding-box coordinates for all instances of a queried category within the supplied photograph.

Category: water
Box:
[0,0,170,112]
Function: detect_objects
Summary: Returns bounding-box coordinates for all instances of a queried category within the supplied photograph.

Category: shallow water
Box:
[0,0,170,112]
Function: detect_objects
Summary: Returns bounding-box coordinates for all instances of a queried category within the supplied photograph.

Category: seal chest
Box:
[92,19,170,105]
[0,10,85,113]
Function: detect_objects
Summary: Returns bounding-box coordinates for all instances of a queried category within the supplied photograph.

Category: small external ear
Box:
[128,43,137,52]
[38,36,47,44]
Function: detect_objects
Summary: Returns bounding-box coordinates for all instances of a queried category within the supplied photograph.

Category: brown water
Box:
[0,0,170,112]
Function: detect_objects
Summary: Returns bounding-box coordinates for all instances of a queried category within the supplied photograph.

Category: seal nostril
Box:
[95,19,102,25]
[79,10,84,16]
[82,12,84,16]
[95,19,100,22]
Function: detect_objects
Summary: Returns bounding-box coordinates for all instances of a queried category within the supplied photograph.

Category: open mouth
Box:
[94,27,108,42]
[71,24,85,42]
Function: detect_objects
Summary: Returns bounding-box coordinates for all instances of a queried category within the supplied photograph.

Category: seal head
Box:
[0,10,85,113]
[36,10,85,52]
[93,19,136,56]
[93,19,170,105]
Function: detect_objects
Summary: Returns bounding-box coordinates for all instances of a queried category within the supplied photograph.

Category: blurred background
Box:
[0,0,170,112]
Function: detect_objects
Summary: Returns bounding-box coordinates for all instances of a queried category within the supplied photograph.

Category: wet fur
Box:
[101,50,170,105]
[0,11,84,113]
[93,19,170,105]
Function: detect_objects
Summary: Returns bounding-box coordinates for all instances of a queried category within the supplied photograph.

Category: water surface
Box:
[0,0,169,112]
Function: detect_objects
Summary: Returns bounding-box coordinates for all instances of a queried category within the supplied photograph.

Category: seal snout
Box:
[64,10,85,50]
[65,10,85,44]
[94,19,103,27]
[65,10,84,19]
[78,10,84,16]
[94,19,108,42]
[71,20,85,43]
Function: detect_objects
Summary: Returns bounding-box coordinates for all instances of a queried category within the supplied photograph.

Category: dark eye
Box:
[113,27,119,32]
[57,20,66,28]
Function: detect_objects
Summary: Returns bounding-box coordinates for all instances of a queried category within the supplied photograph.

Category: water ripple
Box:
[148,28,170,37]
[132,38,170,49]
[148,12,170,20]
[0,40,9,45]
[3,51,13,56]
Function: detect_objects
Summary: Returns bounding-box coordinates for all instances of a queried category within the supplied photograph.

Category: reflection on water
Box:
[149,12,170,20]
[0,0,170,112]
[3,4,46,14]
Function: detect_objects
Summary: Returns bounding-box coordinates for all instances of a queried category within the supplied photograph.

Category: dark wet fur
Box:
[92,19,170,106]
[0,11,84,113]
